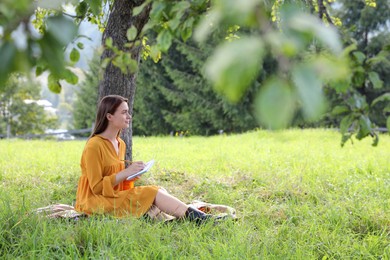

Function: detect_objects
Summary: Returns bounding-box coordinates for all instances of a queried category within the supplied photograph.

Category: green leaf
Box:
[371,133,379,147]
[85,0,101,16]
[69,48,80,63]
[181,17,194,42]
[111,52,139,75]
[35,66,45,77]
[356,115,372,140]
[157,30,172,52]
[384,104,390,114]
[367,50,389,65]
[0,41,17,88]
[150,45,161,63]
[127,26,138,41]
[292,64,326,120]
[101,57,111,69]
[133,1,150,16]
[340,115,355,134]
[312,55,350,82]
[181,26,192,42]
[39,34,65,77]
[48,73,62,93]
[205,37,264,103]
[150,2,166,20]
[332,80,351,94]
[288,13,342,55]
[352,70,365,87]
[352,51,365,64]
[216,0,260,27]
[372,93,390,107]
[352,93,368,110]
[112,57,126,74]
[77,42,84,49]
[331,105,349,115]
[340,132,352,147]
[122,53,138,73]
[63,69,78,85]
[46,15,78,46]
[194,9,221,43]
[105,37,113,48]
[75,1,88,17]
[368,71,383,89]
[342,43,357,56]
[168,18,181,31]
[126,58,138,74]
[254,77,296,129]
[170,1,190,19]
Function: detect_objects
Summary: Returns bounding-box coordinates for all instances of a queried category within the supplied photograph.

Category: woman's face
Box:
[108,101,131,129]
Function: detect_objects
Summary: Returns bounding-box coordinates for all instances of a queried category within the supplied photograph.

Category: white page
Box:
[126,159,155,180]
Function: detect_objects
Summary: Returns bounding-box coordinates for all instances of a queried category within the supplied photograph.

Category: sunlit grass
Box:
[0,129,389,258]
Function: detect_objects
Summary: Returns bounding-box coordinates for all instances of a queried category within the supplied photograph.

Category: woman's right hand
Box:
[115,161,145,185]
[125,161,145,176]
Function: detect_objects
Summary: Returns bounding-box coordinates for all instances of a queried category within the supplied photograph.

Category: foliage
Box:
[77,32,259,136]
[0,75,58,137]
[0,0,81,92]
[79,0,389,145]
[0,0,388,146]
[133,57,173,136]
[73,55,100,133]
[0,129,389,258]
[135,34,258,136]
[143,1,345,126]
[327,0,390,145]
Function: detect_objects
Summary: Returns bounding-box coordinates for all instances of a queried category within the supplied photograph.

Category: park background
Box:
[0,0,390,259]
[0,0,389,140]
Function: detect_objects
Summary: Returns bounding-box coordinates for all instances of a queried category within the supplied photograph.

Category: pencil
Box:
[121,159,133,164]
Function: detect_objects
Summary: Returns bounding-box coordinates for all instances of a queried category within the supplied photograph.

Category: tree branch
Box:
[317,0,334,26]
[62,12,84,19]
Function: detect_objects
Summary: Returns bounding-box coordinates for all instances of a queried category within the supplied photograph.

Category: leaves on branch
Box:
[204,37,264,103]
[254,77,296,130]
[292,63,327,121]
[70,48,80,63]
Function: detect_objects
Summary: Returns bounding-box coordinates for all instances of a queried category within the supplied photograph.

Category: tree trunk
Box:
[99,0,151,160]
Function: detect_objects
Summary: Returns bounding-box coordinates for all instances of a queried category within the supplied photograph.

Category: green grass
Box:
[0,129,389,259]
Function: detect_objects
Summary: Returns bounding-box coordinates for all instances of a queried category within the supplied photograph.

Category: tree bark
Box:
[99,0,151,160]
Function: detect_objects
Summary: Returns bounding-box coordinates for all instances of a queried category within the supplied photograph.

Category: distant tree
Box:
[325,0,390,144]
[135,32,258,136]
[0,75,58,136]
[133,56,173,136]
[73,55,100,133]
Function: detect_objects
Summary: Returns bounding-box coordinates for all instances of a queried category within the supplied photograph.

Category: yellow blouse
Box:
[75,135,158,217]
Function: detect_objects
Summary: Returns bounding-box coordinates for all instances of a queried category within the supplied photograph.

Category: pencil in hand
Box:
[121,160,133,164]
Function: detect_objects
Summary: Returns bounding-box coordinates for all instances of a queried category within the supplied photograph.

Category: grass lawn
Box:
[0,129,389,259]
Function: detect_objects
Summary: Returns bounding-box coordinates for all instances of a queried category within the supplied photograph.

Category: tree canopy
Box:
[0,0,388,147]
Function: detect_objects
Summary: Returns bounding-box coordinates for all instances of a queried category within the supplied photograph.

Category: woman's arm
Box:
[114,161,145,185]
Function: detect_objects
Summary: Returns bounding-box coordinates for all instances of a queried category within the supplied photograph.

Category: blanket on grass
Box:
[34,201,237,222]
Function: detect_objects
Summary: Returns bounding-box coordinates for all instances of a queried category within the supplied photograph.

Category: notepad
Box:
[126,159,155,180]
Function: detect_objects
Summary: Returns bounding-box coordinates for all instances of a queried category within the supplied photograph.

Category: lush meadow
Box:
[0,129,389,259]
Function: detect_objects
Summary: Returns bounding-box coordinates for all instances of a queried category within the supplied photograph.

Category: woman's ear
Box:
[106,113,113,121]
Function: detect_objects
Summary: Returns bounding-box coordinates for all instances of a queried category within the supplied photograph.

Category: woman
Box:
[75,95,211,223]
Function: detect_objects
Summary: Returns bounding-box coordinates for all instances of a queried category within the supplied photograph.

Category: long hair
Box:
[90,95,128,137]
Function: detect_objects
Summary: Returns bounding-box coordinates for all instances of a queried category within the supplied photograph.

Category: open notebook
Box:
[126,159,155,180]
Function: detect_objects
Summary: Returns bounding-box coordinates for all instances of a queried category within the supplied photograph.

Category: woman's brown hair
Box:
[90,95,128,137]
